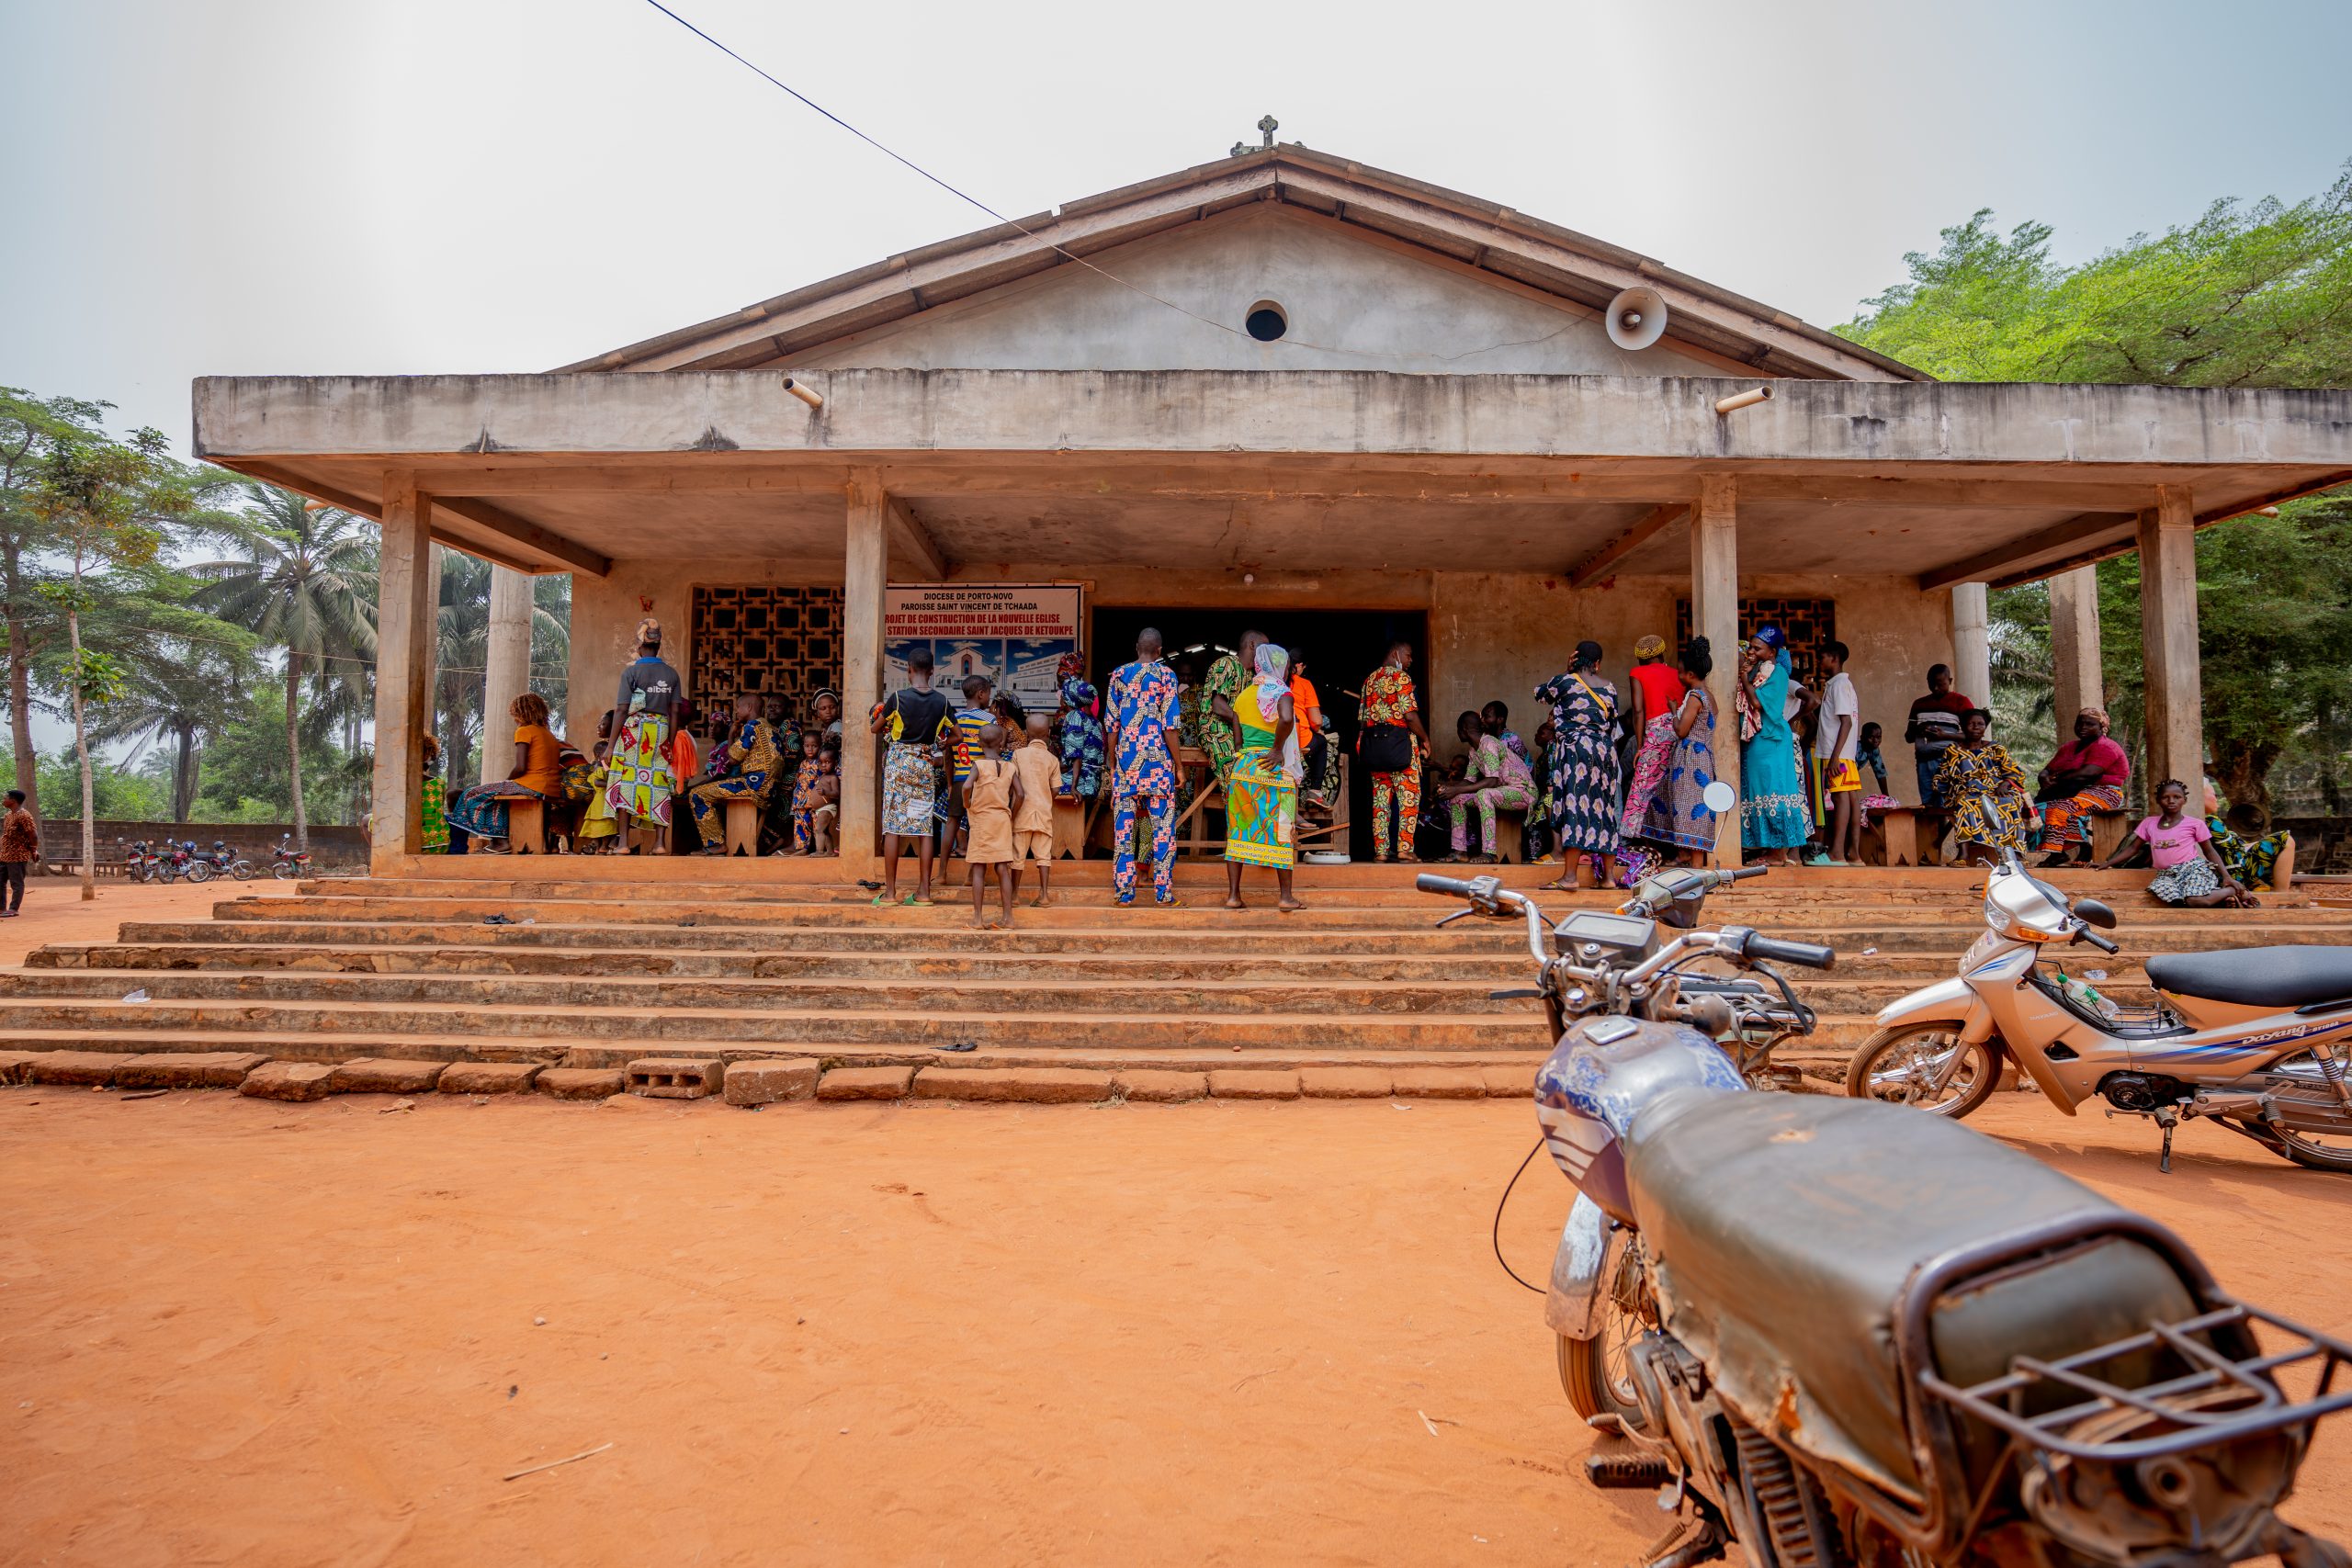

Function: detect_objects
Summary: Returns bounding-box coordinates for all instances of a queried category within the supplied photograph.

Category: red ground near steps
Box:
[1,1091,2346,1567]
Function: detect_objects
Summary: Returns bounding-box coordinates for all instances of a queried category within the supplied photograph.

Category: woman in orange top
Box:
[1289,649,1336,810]
[447,693,566,852]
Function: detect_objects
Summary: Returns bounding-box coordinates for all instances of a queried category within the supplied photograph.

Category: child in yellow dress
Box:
[574,739,618,852]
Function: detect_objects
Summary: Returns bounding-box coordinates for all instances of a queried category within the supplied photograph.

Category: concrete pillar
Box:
[424,544,444,765]
[2138,484,2204,794]
[1691,476,1741,867]
[841,470,888,881]
[2047,565,2103,741]
[1950,582,1992,715]
[481,564,534,746]
[371,477,435,875]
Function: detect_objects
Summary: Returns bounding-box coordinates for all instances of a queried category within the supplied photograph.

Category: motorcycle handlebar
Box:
[1733,931,1838,971]
[1414,872,1475,897]
[2075,927,2120,955]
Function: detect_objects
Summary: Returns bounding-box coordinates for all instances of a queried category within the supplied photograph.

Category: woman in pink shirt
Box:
[2093,777,2253,907]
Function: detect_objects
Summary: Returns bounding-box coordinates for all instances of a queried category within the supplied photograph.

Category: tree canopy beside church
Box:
[1838,162,2352,811]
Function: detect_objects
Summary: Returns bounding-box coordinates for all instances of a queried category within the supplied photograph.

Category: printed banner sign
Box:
[884,584,1083,710]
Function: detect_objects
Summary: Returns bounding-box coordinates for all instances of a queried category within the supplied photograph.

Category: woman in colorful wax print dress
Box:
[605,618,682,851]
[1358,640,1432,863]
[2035,706,2131,866]
[1619,634,1684,839]
[1054,652,1105,802]
[1735,626,1809,864]
[418,733,448,853]
[1637,637,1721,867]
[1223,642,1306,912]
[447,693,566,851]
[1934,708,2034,863]
[1533,640,1623,890]
[868,647,954,906]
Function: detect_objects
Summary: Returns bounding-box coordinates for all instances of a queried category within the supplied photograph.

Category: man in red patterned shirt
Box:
[0,790,37,917]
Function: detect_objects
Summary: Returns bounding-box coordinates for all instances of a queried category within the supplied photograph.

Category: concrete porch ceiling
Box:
[192,369,2352,590]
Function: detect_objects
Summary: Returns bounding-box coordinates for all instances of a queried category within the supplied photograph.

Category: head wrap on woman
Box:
[2078,705,2109,733]
[1633,634,1666,660]
[634,616,662,649]
[1753,624,1786,652]
[1252,641,1291,710]
[1055,651,1085,682]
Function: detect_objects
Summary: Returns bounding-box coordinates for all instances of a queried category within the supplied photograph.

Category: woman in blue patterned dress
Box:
[1637,637,1722,864]
[1736,626,1810,863]
[1533,640,1623,890]
[1055,652,1105,803]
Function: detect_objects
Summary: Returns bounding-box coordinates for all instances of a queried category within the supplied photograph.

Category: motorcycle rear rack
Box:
[1917,1296,2352,1461]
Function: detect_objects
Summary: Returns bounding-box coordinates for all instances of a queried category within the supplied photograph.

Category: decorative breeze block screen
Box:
[1674,597,1838,689]
[690,585,844,710]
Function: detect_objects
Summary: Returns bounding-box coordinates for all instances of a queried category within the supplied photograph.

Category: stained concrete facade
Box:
[186,143,2352,876]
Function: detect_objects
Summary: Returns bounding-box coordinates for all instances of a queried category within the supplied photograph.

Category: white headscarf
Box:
[1253,643,1303,781]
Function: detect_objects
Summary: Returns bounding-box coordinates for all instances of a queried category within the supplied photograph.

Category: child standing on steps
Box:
[962,723,1024,929]
[1012,712,1062,907]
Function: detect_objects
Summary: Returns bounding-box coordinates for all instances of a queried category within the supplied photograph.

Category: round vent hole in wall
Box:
[1245,301,1288,342]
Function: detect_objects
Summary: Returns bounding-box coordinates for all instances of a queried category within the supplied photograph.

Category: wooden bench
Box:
[507,797,548,855]
[1864,805,1948,867]
[720,795,763,856]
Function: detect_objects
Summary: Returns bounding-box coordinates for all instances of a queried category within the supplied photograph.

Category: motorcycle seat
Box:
[2145,944,2352,1009]
[1623,1091,2197,1503]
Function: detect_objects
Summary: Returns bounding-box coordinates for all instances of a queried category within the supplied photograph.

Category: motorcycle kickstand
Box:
[2156,1106,2180,1173]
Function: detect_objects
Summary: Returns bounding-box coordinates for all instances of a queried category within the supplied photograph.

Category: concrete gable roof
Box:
[560,144,1925,382]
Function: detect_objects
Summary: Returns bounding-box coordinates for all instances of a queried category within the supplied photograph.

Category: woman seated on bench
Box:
[2036,706,2130,867]
[447,693,565,853]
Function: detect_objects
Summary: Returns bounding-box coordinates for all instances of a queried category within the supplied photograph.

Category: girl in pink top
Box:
[2094,777,2253,907]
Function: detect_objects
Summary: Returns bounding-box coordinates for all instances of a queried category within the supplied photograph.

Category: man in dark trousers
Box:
[0,790,38,917]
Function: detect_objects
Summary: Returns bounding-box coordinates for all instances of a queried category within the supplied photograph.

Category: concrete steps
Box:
[3,873,2342,1075]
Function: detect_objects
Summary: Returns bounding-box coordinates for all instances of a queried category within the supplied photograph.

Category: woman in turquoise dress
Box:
[1736,626,1810,863]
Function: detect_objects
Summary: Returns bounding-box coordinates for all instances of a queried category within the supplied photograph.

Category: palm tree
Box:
[89,640,254,821]
[193,484,377,850]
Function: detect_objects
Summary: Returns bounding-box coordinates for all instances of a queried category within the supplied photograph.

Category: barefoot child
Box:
[962,722,1023,929]
[1012,712,1062,906]
[2094,777,2254,908]
[810,743,841,854]
[575,739,618,852]
[786,731,823,853]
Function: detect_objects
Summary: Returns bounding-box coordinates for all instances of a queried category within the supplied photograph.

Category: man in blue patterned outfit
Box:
[1105,626,1182,907]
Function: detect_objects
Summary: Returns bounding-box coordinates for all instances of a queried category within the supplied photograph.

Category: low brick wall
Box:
[35,819,368,874]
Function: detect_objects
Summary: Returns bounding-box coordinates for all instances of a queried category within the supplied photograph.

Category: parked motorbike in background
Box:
[1419,873,2352,1568]
[270,835,311,880]
[171,840,212,884]
[122,840,162,884]
[195,840,256,882]
[1849,842,2352,1171]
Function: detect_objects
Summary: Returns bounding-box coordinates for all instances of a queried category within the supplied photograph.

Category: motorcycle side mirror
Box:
[2073,897,2119,930]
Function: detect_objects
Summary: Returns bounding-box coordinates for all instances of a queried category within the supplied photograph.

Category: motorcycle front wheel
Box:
[230,860,256,882]
[1556,1242,1647,1423]
[272,863,297,880]
[184,862,212,885]
[1845,1025,2000,1119]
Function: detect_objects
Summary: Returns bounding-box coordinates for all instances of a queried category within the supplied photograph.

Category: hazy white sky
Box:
[6,0,2350,452]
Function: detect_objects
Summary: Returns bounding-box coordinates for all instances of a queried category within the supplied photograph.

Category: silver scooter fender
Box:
[1872,975,1996,1043]
[1544,1192,1620,1338]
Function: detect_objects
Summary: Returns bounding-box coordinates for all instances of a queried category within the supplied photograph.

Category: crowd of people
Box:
[425,617,849,861]
[408,613,2302,913]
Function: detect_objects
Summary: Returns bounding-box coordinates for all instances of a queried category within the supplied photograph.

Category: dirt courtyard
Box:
[3,1089,2348,1567]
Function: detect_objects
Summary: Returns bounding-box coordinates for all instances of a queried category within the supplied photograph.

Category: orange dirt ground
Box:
[2,1089,2348,1566]
[0,880,227,968]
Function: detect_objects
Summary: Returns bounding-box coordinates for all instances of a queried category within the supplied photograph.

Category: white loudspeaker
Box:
[1604,287,1668,352]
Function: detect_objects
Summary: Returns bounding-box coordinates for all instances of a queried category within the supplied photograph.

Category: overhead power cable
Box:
[634,0,1620,369]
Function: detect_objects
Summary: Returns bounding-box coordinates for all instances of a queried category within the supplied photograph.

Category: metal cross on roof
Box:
[1230,115,1280,157]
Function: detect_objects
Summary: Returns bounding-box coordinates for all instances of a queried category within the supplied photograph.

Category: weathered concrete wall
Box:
[194,371,2352,470]
[797,206,1729,379]
[571,557,1959,803]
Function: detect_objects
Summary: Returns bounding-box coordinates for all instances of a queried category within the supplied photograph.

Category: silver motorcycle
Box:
[1420,874,2352,1568]
[1849,844,2352,1171]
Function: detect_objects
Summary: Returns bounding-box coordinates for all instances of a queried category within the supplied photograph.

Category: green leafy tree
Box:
[90,633,257,822]
[0,389,109,817]
[25,416,220,896]
[193,484,377,852]
[1842,162,2352,807]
